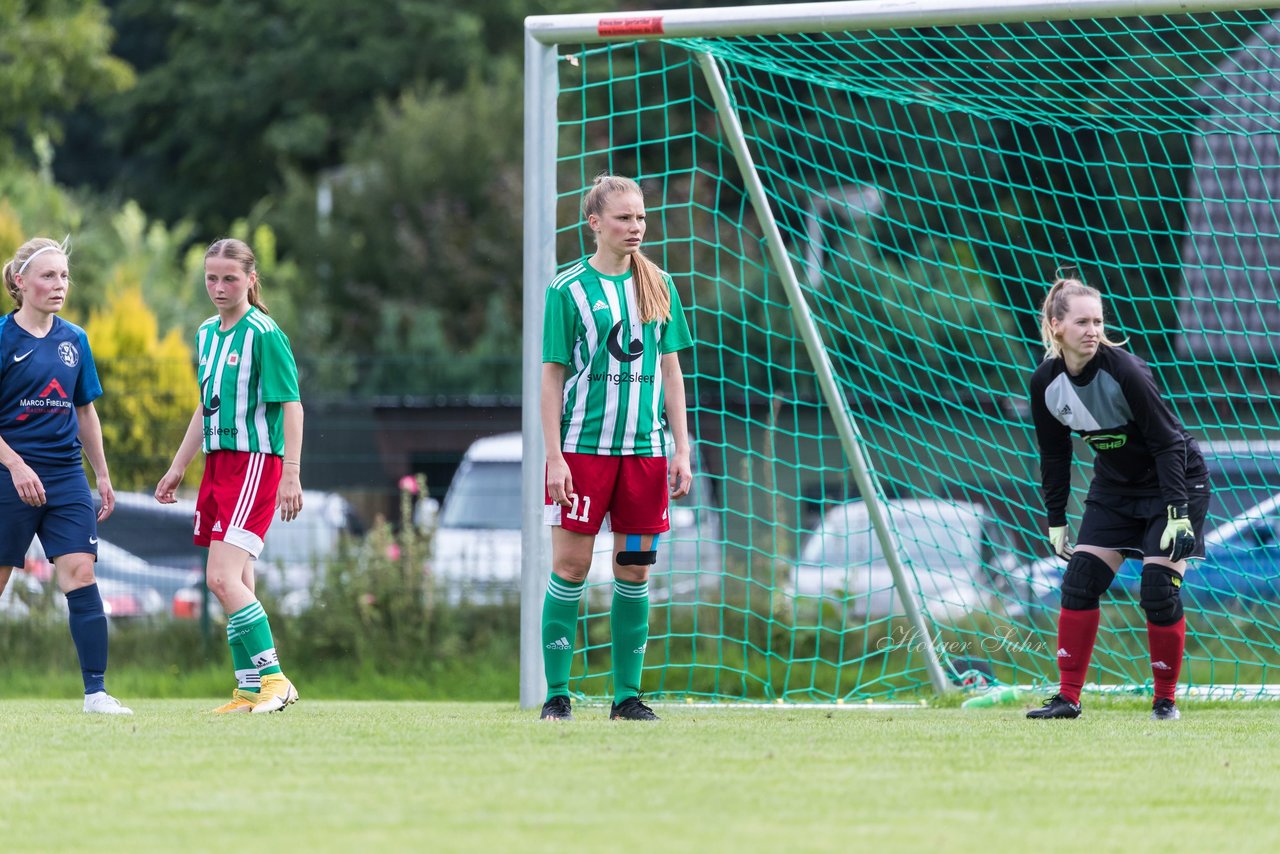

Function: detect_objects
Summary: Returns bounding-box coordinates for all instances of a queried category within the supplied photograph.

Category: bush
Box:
[82,284,199,489]
[282,477,520,682]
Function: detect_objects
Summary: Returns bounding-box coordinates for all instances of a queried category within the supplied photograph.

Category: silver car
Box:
[422,432,722,604]
[789,498,1016,620]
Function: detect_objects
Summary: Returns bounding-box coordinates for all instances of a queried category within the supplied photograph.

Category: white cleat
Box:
[251,675,299,714]
[84,691,133,715]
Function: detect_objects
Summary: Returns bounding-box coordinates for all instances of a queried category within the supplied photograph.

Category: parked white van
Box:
[422,432,722,604]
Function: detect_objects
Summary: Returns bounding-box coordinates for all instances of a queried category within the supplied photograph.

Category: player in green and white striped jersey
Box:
[543,256,689,457]
[538,175,693,723]
[156,238,303,715]
[194,305,299,456]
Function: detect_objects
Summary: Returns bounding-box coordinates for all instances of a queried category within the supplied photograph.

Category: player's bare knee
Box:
[56,558,97,592]
[551,563,590,585]
[1140,564,1183,626]
[205,571,239,601]
[1061,552,1115,611]
[613,563,650,583]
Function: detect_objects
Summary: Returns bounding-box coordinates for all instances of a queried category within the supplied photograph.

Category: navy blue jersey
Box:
[0,313,102,468]
[1029,345,1207,528]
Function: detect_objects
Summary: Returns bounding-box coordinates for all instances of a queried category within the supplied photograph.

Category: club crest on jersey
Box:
[57,341,79,367]
[227,351,240,366]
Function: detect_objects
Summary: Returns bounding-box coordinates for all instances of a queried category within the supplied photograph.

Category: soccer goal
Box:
[520,0,1280,708]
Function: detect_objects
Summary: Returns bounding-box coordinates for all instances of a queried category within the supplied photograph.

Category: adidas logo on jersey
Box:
[633,644,647,655]
[212,521,223,533]
[545,636,571,651]
[1057,404,1072,417]
[1151,660,1172,671]
[1057,647,1070,658]
[592,300,610,312]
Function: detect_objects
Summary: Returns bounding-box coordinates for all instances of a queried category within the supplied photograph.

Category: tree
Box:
[81,282,198,490]
[270,64,525,393]
[0,0,132,166]
[56,0,602,231]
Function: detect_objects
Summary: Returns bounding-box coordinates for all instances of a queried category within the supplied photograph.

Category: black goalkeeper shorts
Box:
[1077,480,1211,560]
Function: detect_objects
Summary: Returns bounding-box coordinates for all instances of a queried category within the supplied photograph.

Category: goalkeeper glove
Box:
[1047,526,1074,560]
[1160,504,1196,562]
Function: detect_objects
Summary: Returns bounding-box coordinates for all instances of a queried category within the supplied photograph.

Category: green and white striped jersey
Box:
[542,259,692,456]
[196,307,300,455]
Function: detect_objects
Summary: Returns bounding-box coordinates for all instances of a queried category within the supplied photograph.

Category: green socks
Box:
[610,578,650,702]
[227,601,282,677]
[541,575,651,703]
[225,623,261,690]
[542,575,585,700]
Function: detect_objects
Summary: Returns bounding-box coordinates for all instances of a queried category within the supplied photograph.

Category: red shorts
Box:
[194,451,283,557]
[544,453,669,536]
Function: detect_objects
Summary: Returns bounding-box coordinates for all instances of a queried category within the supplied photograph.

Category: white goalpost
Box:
[521,0,1280,709]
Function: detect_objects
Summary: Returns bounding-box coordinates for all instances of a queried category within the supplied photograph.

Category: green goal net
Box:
[524,1,1280,704]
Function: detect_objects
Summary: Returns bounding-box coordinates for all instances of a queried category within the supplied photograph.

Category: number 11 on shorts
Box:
[566,493,592,523]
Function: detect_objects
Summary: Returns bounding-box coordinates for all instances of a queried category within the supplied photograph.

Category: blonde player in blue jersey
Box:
[155,238,304,714]
[0,237,131,715]
[539,174,694,722]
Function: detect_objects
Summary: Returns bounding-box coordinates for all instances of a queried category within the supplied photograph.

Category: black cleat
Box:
[609,696,660,721]
[1026,694,1082,719]
[540,696,573,721]
[1151,698,1181,721]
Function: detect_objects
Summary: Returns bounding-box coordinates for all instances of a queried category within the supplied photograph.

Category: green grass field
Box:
[2,699,1278,852]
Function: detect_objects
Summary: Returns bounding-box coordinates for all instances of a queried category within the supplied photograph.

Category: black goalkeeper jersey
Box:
[1028,345,1208,528]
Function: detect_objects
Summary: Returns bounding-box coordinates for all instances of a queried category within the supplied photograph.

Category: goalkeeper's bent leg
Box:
[1056,552,1114,703]
[1141,564,1186,702]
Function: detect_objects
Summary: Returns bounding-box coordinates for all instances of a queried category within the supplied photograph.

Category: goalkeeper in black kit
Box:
[1026,275,1210,721]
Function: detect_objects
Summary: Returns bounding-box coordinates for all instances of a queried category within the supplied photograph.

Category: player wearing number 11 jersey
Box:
[539,175,693,723]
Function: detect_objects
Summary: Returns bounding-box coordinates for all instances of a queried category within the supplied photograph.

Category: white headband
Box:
[16,242,67,276]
